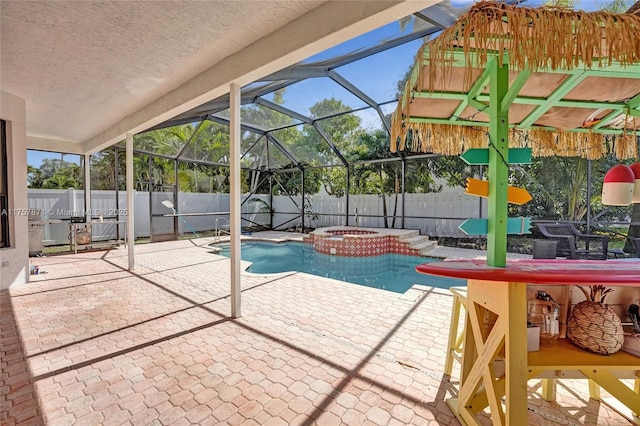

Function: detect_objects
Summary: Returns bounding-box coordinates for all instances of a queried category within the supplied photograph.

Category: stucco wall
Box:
[0,90,29,289]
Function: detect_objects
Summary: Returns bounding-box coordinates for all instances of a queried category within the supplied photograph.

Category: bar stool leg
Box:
[634,377,639,421]
[445,287,467,376]
[541,379,556,401]
[588,380,601,401]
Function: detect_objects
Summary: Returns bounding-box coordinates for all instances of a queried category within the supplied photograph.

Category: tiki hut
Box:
[390,1,640,267]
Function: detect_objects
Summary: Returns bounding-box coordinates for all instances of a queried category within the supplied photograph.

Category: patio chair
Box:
[589,225,640,258]
[536,223,609,260]
[622,236,640,257]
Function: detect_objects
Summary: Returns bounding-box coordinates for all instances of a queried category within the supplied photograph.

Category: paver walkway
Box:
[1,235,635,425]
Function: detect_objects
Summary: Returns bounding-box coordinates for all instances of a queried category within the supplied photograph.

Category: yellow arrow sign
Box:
[465,178,532,205]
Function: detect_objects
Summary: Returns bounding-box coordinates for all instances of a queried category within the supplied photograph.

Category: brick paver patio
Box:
[1,235,635,425]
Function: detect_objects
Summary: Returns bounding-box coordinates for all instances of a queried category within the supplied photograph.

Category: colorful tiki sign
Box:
[459,217,532,236]
[460,148,532,166]
[465,178,533,205]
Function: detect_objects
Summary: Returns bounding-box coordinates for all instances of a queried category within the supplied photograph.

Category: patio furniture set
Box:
[535,222,640,260]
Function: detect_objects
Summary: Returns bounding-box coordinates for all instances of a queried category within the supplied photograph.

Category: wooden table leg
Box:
[448,279,528,425]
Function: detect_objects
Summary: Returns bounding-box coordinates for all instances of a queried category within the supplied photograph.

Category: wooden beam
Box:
[519,71,588,129]
[487,60,510,267]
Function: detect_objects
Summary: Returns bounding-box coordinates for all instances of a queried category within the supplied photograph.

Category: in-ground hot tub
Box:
[305,226,428,257]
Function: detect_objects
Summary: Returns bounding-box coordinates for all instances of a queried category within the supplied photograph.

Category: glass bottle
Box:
[528,290,559,348]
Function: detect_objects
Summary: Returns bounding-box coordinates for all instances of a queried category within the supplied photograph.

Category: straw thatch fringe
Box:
[391,55,424,153]
[525,129,638,160]
[426,1,640,91]
[614,130,639,159]
[392,119,638,160]
[408,124,484,155]
[394,122,531,156]
[527,130,606,159]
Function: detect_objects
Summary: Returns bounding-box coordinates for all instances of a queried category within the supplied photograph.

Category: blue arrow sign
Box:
[459,217,532,236]
[461,148,532,165]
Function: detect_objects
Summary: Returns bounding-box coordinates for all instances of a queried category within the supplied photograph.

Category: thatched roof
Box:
[391,1,640,159]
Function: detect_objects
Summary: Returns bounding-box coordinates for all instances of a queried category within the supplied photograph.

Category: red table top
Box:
[416,259,640,285]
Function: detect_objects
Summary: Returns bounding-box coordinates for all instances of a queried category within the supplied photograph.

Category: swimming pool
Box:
[216,241,465,293]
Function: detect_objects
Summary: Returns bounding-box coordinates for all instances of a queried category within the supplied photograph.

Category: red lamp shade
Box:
[629,162,640,203]
[602,164,634,206]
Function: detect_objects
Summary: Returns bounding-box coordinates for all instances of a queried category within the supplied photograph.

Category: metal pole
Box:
[269,173,273,230]
[345,165,350,226]
[401,156,406,229]
[301,168,305,232]
[478,165,484,218]
[174,160,179,239]
[126,133,135,270]
[148,156,153,241]
[230,83,242,318]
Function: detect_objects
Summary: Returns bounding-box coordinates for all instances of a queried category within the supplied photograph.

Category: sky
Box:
[27,150,82,169]
[262,19,424,122]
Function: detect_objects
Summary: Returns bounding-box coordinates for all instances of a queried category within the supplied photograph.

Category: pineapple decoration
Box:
[567,285,624,355]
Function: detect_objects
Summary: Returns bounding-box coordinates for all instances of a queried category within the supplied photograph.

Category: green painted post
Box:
[487,60,510,267]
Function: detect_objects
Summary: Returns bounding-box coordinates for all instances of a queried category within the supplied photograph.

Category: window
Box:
[1,120,9,248]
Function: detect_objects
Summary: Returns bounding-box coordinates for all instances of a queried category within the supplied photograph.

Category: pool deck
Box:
[2,232,635,425]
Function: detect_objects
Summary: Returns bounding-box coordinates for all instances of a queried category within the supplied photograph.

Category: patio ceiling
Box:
[1,0,438,154]
[132,1,473,169]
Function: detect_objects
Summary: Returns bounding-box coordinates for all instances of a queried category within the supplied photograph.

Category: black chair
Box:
[536,223,609,260]
[634,237,640,256]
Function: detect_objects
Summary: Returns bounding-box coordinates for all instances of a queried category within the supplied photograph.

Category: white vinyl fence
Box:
[303,193,486,237]
[28,189,486,246]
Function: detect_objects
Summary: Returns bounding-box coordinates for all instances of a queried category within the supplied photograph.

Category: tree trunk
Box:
[382,194,389,228]
[567,158,587,221]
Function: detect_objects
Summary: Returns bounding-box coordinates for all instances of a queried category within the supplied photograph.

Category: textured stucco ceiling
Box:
[1,0,325,144]
[1,0,437,152]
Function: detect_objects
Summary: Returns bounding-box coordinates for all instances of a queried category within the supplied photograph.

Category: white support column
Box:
[126,133,135,270]
[84,154,91,222]
[230,83,242,318]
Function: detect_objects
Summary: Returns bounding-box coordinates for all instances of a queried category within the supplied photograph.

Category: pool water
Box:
[217,242,465,293]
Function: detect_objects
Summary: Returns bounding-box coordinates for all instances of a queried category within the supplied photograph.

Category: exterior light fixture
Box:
[602,164,635,206]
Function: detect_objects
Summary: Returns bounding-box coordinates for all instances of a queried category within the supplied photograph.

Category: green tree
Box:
[28,158,83,189]
[44,164,82,189]
[344,130,474,228]
[510,156,591,221]
[241,88,302,194]
[27,165,43,188]
[90,150,117,190]
[132,120,231,193]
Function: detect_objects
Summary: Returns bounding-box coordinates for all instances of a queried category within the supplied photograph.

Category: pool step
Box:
[414,240,438,255]
[402,235,427,245]
[403,235,437,254]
